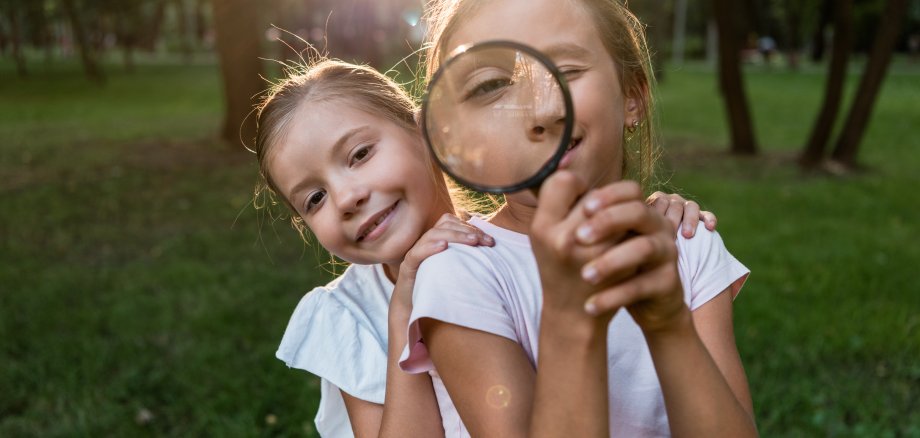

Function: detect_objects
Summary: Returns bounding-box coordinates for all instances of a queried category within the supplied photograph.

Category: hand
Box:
[391,213,494,313]
[646,191,717,238]
[529,172,618,323]
[575,183,689,333]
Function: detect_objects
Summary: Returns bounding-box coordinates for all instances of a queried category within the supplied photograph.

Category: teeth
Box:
[359,205,395,241]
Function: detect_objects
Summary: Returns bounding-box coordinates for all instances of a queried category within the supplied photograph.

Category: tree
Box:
[0,0,28,77]
[60,0,106,83]
[830,0,909,169]
[210,0,264,147]
[800,0,853,168]
[712,0,758,154]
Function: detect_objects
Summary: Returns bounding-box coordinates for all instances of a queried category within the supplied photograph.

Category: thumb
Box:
[534,170,588,227]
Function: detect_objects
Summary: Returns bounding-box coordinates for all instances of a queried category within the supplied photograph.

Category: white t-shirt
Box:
[276,263,394,438]
[400,217,749,437]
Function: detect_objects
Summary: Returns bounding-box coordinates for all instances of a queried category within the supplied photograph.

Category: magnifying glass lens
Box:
[423,42,572,193]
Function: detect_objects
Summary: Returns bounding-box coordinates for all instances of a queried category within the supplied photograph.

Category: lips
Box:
[559,136,583,169]
[355,201,398,242]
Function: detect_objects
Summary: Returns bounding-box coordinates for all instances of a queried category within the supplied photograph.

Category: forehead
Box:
[270,101,377,174]
[446,0,601,56]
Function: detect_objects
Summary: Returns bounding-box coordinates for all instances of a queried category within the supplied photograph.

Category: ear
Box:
[624,96,641,122]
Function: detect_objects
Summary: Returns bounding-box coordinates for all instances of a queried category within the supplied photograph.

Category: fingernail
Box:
[484,235,495,244]
[582,264,598,284]
[576,225,594,242]
[584,299,598,316]
[683,224,692,236]
[585,198,601,213]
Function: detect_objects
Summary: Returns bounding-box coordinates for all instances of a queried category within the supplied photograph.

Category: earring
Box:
[626,119,640,134]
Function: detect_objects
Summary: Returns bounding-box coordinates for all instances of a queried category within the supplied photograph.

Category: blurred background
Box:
[1,0,918,435]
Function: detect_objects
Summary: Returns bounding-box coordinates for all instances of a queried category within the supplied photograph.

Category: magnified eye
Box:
[464,76,513,101]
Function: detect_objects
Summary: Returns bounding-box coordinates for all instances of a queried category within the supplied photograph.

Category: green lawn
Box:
[1,58,918,436]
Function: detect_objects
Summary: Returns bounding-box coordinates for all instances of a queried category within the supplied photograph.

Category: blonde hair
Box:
[252,59,447,239]
[423,0,660,197]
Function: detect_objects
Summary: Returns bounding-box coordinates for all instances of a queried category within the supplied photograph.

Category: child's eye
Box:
[464,78,513,101]
[304,190,326,212]
[350,145,373,166]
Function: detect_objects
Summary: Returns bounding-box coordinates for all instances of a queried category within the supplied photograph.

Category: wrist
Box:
[641,306,695,343]
[539,304,609,349]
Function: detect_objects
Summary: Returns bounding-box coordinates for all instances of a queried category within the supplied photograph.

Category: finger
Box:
[425,228,493,247]
[700,211,718,231]
[576,197,675,245]
[583,263,681,316]
[581,233,677,286]
[403,239,449,272]
[534,170,588,228]
[645,191,666,204]
[680,201,701,238]
[432,215,495,245]
[663,196,684,232]
[581,180,644,216]
[575,199,645,245]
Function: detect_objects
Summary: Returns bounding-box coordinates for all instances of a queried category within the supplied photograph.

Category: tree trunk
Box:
[60,0,105,84]
[800,0,853,169]
[211,0,264,147]
[830,0,908,168]
[712,0,758,155]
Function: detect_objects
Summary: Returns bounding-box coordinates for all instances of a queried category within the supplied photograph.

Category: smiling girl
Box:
[398,0,757,436]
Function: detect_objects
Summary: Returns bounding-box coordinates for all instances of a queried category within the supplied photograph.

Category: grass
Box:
[1,57,918,436]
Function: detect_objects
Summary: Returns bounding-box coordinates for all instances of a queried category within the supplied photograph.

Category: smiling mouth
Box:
[566,137,583,153]
[356,201,398,242]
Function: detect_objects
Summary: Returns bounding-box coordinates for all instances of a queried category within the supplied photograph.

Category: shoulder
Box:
[675,223,750,309]
[275,264,390,403]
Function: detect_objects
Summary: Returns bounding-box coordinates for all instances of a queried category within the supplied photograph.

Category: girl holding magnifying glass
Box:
[256,58,714,436]
[400,0,757,436]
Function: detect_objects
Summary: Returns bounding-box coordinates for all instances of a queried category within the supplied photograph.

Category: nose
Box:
[526,86,566,143]
[334,183,370,220]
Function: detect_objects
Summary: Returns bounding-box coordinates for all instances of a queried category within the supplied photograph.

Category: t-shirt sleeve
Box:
[399,245,518,374]
[677,222,750,311]
[276,289,387,404]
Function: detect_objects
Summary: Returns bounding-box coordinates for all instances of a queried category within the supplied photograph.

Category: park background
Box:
[2,0,918,436]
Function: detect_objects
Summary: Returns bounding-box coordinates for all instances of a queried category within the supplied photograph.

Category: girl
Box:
[255,59,714,436]
[400,0,757,436]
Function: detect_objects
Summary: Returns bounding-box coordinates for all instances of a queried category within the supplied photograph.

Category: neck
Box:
[490,200,536,235]
[382,262,399,283]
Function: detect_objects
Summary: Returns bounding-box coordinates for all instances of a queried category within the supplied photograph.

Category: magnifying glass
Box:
[421,40,574,194]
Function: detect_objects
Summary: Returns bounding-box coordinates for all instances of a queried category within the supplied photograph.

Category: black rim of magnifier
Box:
[421,40,575,194]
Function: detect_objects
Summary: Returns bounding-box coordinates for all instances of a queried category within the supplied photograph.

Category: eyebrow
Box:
[287,125,372,202]
[542,43,592,61]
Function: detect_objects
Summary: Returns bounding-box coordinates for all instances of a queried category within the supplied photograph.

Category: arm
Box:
[641,291,757,436]
[577,185,757,437]
[345,214,495,438]
[420,321,536,438]
[381,214,493,438]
